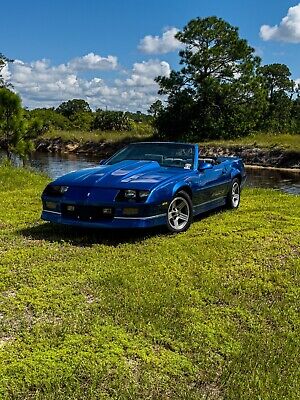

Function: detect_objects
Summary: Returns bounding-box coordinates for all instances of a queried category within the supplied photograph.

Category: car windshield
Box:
[106,143,195,168]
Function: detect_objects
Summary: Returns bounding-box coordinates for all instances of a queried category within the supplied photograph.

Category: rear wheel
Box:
[226,178,241,209]
[166,191,193,233]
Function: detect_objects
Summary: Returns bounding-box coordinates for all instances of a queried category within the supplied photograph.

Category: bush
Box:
[27,108,73,131]
[69,112,95,131]
[56,99,91,118]
[92,110,132,131]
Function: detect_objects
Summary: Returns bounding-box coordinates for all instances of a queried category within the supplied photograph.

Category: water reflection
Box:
[30,152,101,178]
[245,167,300,195]
[1,150,299,195]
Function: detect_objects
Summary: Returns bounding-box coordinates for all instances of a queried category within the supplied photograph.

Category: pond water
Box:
[1,151,299,195]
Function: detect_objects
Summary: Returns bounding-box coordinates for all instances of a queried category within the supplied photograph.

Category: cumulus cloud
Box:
[139,27,182,54]
[68,53,118,71]
[260,3,300,43]
[116,59,171,87]
[11,52,118,89]
[6,56,169,112]
[113,60,170,109]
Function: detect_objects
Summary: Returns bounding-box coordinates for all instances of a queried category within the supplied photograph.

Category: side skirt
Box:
[193,197,226,216]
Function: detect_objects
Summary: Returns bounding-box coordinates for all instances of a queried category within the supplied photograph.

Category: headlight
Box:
[44,185,69,196]
[58,186,69,194]
[139,190,150,199]
[124,189,137,199]
[117,189,151,202]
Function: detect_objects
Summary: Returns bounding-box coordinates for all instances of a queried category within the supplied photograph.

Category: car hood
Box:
[53,160,192,190]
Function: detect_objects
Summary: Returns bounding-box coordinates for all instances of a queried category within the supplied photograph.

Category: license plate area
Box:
[61,204,114,221]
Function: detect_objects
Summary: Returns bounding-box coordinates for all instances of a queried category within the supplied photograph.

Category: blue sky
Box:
[1,0,300,111]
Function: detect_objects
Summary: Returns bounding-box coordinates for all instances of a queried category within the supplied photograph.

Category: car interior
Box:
[144,153,194,167]
[198,156,221,168]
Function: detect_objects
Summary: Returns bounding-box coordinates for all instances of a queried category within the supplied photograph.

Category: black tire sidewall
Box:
[166,191,193,233]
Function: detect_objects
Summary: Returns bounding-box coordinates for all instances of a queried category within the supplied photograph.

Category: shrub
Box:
[92,110,132,131]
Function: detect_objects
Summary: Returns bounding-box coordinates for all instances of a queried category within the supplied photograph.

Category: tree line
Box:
[0,87,150,161]
[28,100,149,132]
[151,17,300,141]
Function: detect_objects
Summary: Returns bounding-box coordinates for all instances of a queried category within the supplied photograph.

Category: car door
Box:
[193,162,230,206]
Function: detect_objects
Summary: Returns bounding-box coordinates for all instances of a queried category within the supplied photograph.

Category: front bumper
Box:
[41,209,167,229]
[41,195,169,229]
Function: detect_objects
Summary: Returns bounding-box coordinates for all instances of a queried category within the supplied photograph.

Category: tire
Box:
[226,178,241,209]
[166,191,193,233]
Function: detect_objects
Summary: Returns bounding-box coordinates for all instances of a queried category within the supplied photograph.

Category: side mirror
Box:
[198,162,213,171]
[99,159,107,165]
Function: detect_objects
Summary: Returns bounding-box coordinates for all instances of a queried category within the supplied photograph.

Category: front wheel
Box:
[166,191,193,233]
[226,178,241,209]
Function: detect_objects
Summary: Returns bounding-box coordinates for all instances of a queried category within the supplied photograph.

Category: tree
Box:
[124,111,152,123]
[257,63,294,132]
[258,64,294,101]
[155,17,267,140]
[69,111,95,131]
[92,110,132,131]
[56,99,91,119]
[27,108,73,131]
[0,88,35,162]
[148,100,163,118]
[0,53,13,88]
[291,83,300,133]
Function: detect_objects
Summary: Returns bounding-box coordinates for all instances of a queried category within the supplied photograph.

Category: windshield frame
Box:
[105,142,197,170]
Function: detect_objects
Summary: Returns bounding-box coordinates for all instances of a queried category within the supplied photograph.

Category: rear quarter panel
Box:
[218,156,246,186]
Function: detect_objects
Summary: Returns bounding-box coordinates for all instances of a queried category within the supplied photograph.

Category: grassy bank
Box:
[39,130,300,152]
[0,167,299,399]
[40,122,154,144]
[203,133,300,152]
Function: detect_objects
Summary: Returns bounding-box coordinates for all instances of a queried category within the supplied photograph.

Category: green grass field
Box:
[0,166,299,399]
[203,133,300,152]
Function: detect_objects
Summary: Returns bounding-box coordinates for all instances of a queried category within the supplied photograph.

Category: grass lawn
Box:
[203,133,300,152]
[0,166,299,399]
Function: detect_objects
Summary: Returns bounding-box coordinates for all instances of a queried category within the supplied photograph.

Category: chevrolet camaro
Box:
[41,142,246,233]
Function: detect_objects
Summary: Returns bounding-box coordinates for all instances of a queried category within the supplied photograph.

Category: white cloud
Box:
[6,56,169,112]
[68,53,118,71]
[260,3,300,43]
[139,27,182,54]
[113,60,170,110]
[116,59,171,87]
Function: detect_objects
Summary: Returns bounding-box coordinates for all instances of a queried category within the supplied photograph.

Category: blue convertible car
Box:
[41,142,246,233]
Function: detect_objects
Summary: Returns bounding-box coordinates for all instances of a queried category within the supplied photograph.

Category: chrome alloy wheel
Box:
[231,181,240,208]
[167,196,190,231]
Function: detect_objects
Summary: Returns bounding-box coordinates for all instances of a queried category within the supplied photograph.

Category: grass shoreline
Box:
[203,133,300,151]
[37,131,300,151]
[1,131,300,168]
[32,131,300,169]
[245,164,300,173]
[0,166,299,399]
